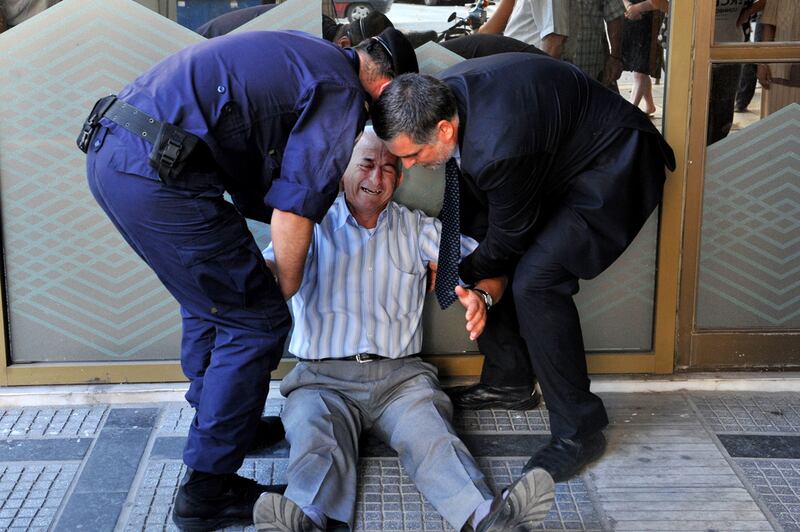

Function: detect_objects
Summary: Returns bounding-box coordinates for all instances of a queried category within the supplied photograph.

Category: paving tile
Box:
[72,426,152,494]
[691,393,800,433]
[737,459,800,530]
[57,491,129,532]
[0,463,79,531]
[719,435,800,459]
[0,407,106,438]
[104,407,160,428]
[453,408,550,434]
[52,408,157,530]
[156,402,284,435]
[0,438,91,461]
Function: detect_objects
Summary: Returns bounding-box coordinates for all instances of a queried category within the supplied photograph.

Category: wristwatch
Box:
[469,287,493,310]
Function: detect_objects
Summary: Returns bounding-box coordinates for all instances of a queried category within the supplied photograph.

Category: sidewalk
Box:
[0,377,798,531]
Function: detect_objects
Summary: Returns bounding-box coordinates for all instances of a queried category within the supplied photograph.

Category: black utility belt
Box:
[77,95,204,186]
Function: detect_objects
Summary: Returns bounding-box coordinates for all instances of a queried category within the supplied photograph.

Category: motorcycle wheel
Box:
[346,3,373,21]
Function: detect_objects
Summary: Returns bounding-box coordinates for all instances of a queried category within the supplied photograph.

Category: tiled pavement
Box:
[0,391,798,531]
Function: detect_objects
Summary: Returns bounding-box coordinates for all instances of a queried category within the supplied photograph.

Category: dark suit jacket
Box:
[441,34,546,59]
[439,53,675,283]
[196,4,278,38]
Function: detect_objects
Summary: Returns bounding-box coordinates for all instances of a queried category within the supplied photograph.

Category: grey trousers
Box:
[279,357,493,530]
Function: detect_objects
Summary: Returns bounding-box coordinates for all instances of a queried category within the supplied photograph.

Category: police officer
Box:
[80,29,417,530]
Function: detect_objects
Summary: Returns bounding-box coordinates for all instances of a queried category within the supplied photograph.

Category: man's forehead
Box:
[357,135,397,164]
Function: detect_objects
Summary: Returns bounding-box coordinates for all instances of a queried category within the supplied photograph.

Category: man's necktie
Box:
[436,158,461,309]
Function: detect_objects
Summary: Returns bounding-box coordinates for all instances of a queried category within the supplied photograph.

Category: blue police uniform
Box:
[86,31,368,475]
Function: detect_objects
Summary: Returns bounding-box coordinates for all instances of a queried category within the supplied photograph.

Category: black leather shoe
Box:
[172,470,286,531]
[248,416,285,452]
[523,431,607,483]
[447,383,541,410]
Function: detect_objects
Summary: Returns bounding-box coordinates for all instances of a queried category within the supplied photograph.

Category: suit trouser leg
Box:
[372,359,493,530]
[87,135,290,474]
[511,253,608,440]
[280,364,363,527]
[476,284,535,387]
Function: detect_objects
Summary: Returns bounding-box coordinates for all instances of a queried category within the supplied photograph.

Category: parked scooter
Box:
[437,1,489,42]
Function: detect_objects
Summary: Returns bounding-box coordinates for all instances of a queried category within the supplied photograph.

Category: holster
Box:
[148,122,202,186]
[76,95,117,153]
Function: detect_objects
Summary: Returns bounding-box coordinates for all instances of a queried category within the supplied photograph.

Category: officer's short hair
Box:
[355,28,418,81]
[371,74,457,144]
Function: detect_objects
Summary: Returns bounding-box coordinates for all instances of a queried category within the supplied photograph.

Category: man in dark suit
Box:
[371,53,675,482]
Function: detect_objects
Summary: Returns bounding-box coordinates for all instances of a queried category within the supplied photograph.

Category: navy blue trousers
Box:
[86,129,290,474]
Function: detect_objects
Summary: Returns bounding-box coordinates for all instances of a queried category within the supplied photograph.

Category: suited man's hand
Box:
[456,285,487,341]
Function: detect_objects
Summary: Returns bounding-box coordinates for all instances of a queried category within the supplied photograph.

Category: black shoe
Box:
[172,470,287,531]
[523,431,607,483]
[447,383,541,411]
[473,467,555,531]
[248,416,285,452]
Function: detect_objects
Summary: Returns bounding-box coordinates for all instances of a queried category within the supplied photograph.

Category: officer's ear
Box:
[336,35,352,47]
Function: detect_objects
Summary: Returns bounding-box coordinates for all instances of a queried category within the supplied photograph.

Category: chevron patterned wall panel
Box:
[414,41,463,75]
[231,0,321,36]
[697,103,800,329]
[0,0,203,362]
[577,212,658,351]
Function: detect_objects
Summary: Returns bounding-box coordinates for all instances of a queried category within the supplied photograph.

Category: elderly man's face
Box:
[342,131,402,217]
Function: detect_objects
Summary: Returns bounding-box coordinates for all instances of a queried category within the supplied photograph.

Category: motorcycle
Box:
[436,1,489,42]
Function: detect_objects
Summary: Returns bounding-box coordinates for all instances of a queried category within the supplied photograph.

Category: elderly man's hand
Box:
[455,285,487,341]
[426,262,438,294]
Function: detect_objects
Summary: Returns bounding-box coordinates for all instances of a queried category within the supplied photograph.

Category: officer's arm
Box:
[270,209,313,299]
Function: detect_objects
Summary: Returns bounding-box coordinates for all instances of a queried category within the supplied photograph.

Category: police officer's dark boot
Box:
[248,416,286,453]
[171,469,286,531]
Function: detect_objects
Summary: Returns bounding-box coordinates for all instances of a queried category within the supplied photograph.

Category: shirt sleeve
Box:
[417,215,480,265]
[265,82,366,223]
[759,0,778,26]
[459,154,547,283]
[534,0,570,38]
[262,242,275,262]
[604,0,626,22]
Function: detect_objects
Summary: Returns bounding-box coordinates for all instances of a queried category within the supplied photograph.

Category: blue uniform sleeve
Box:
[265,82,366,223]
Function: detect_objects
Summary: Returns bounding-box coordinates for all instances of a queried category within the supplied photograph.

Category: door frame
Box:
[675,1,800,370]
